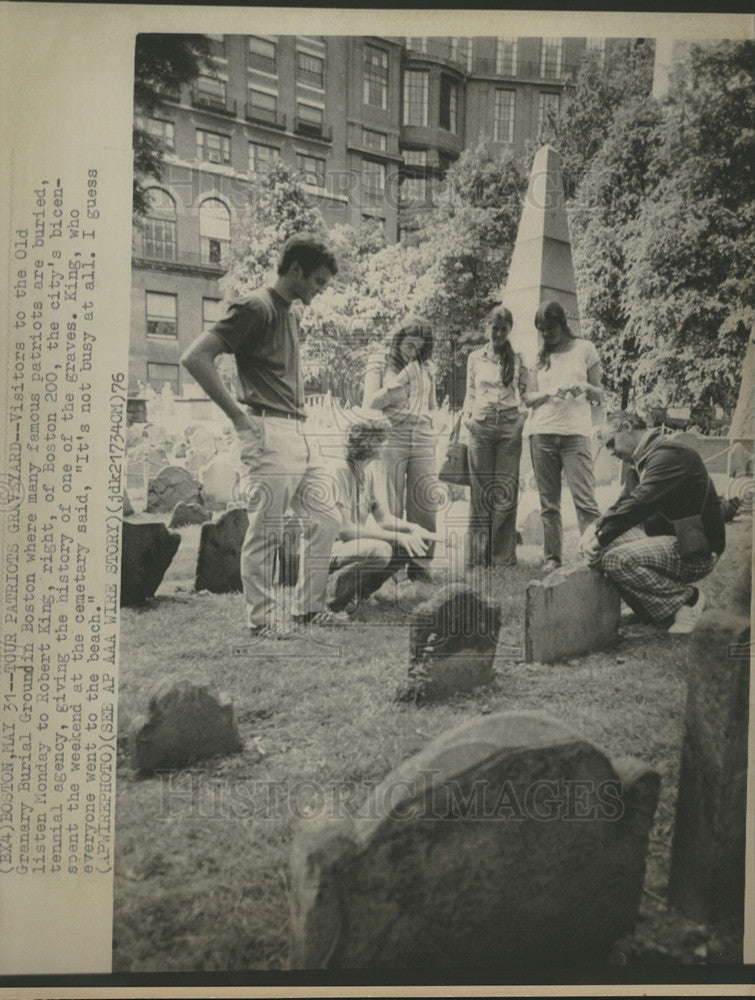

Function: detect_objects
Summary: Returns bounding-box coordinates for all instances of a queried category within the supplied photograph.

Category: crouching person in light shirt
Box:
[292,416,439,626]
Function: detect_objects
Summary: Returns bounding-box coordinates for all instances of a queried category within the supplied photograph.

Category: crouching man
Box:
[292,417,438,625]
[580,411,725,634]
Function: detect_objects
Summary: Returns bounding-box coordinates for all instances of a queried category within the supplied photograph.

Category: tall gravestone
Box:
[290,711,660,970]
[502,144,603,426]
[668,544,751,928]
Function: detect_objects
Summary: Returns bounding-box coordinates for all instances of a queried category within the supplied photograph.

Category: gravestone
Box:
[120,521,181,605]
[290,710,660,969]
[668,545,751,928]
[146,465,203,513]
[728,441,752,479]
[520,508,544,546]
[143,445,170,480]
[130,679,242,775]
[195,508,249,593]
[169,500,211,529]
[525,566,621,663]
[122,491,134,518]
[399,585,501,702]
[201,455,240,509]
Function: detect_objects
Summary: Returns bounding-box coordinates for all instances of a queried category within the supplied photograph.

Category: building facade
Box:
[130,33,634,396]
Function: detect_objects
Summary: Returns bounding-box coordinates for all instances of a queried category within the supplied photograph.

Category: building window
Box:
[297,50,324,89]
[196,128,231,164]
[249,141,279,173]
[540,38,563,78]
[450,37,473,72]
[147,362,180,394]
[538,91,560,131]
[403,149,427,166]
[146,292,177,338]
[496,37,518,75]
[362,159,386,202]
[139,188,176,261]
[494,89,515,143]
[400,176,426,205]
[249,36,277,75]
[296,152,326,189]
[362,127,387,151]
[247,88,279,126]
[403,70,428,126]
[199,199,231,265]
[195,74,227,109]
[405,36,427,53]
[141,117,174,150]
[206,34,226,61]
[202,298,223,334]
[363,44,388,109]
[439,75,458,132]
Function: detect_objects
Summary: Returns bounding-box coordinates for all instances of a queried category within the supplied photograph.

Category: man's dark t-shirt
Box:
[211,287,304,418]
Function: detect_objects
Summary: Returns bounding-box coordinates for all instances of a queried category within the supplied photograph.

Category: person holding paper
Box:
[580,412,725,633]
[363,317,439,582]
[181,232,338,640]
[523,300,602,574]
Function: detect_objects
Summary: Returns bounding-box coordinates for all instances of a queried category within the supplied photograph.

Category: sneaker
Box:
[292,609,350,628]
[668,590,707,634]
[248,623,298,641]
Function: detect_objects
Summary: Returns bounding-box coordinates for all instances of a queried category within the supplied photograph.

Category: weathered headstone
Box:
[169,500,212,529]
[146,465,203,513]
[290,710,660,969]
[122,491,134,518]
[525,566,621,663]
[195,508,249,593]
[520,507,544,546]
[201,455,240,509]
[130,679,243,775]
[120,521,181,605]
[399,585,501,702]
[143,445,170,480]
[668,544,751,928]
[728,441,752,479]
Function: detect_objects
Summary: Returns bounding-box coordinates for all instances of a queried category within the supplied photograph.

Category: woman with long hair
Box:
[363,316,438,581]
[524,300,602,574]
[463,304,529,567]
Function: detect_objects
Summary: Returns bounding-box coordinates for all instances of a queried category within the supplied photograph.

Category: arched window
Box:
[139,188,176,261]
[199,198,231,266]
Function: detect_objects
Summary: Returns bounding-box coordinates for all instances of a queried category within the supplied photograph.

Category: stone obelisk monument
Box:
[504,144,581,366]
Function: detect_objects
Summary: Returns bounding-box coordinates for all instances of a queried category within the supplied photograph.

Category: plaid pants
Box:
[595,527,716,623]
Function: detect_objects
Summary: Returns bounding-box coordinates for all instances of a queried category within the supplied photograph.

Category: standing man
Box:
[581,412,726,634]
[181,233,338,639]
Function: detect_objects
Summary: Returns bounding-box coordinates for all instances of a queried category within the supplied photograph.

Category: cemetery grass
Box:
[112,519,750,973]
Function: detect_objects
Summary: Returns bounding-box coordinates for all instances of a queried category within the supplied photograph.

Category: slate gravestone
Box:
[120,521,181,605]
[290,711,660,970]
[520,508,544,546]
[130,679,243,775]
[668,545,751,928]
[525,566,621,663]
[195,508,249,593]
[401,585,501,701]
[169,500,212,529]
[201,455,240,509]
[146,465,203,513]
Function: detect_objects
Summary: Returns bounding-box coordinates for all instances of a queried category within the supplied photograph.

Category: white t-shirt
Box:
[526,339,601,437]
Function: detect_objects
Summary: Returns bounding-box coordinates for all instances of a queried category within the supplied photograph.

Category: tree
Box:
[622,41,754,411]
[220,158,328,302]
[541,41,655,198]
[133,34,214,218]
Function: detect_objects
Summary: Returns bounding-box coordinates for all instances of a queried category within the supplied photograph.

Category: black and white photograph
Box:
[1,5,753,994]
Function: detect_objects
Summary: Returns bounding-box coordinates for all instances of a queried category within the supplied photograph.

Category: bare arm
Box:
[522,368,553,410]
[181,331,250,430]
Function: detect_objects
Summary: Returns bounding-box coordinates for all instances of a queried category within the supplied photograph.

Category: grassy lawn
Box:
[112,514,750,973]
